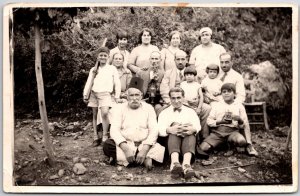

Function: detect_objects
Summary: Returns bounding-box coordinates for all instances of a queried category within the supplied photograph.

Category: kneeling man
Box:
[158,87,201,179]
[103,78,164,169]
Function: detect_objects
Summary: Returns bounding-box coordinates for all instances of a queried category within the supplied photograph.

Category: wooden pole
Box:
[34,12,55,166]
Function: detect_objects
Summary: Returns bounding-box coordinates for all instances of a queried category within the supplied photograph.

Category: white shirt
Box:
[218,69,246,103]
[189,43,226,72]
[201,77,223,95]
[158,105,201,137]
[207,100,248,129]
[180,81,201,101]
[110,102,158,146]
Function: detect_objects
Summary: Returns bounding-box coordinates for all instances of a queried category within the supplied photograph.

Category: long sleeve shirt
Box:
[110,102,158,146]
[158,105,201,137]
[218,69,246,103]
[83,64,121,99]
[207,100,248,129]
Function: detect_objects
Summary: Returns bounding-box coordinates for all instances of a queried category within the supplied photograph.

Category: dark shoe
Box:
[183,164,196,179]
[91,139,101,147]
[170,162,184,179]
[196,145,209,160]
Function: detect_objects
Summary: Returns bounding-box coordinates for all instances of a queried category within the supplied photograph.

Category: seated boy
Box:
[201,64,223,104]
[198,83,258,156]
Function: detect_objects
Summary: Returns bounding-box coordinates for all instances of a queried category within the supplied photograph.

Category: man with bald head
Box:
[103,79,165,169]
[189,27,226,82]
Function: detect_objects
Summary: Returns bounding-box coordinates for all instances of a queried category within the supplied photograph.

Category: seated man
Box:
[103,78,165,169]
[158,87,201,179]
[198,83,257,156]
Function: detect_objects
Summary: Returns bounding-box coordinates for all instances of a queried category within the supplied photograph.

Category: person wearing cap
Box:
[127,28,160,75]
[83,46,121,147]
[109,31,130,70]
[158,87,200,179]
[198,83,258,156]
[189,27,226,82]
[201,63,223,104]
[136,51,164,110]
[102,78,165,169]
[160,30,182,71]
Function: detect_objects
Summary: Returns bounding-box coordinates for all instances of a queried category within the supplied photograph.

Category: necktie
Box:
[173,108,182,112]
[179,72,184,81]
[220,72,228,82]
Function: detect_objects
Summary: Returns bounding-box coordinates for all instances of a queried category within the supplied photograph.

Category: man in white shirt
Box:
[189,27,226,82]
[103,78,164,169]
[158,87,200,179]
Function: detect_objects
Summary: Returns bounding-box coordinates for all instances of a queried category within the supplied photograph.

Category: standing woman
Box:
[127,28,159,74]
[111,52,132,101]
[109,31,130,70]
[160,31,182,72]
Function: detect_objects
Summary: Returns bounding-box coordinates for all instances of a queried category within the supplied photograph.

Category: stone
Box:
[49,175,59,180]
[73,157,80,163]
[64,176,70,180]
[70,179,77,183]
[237,167,246,173]
[145,177,151,182]
[228,157,237,163]
[93,160,100,164]
[66,125,74,130]
[235,161,243,166]
[73,163,87,175]
[117,166,123,172]
[73,135,79,140]
[80,157,89,163]
[111,174,121,181]
[125,173,134,181]
[58,169,65,177]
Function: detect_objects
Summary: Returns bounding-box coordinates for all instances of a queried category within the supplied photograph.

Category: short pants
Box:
[87,91,112,108]
[204,126,244,147]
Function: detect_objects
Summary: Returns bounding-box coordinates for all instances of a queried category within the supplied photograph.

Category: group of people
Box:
[83,27,258,180]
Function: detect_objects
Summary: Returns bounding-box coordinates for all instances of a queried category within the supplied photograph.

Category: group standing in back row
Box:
[83,27,258,179]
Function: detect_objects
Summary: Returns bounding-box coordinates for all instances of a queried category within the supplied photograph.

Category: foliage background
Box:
[13,6,293,127]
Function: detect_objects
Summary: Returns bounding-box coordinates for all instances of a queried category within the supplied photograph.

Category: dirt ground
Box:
[13,118,293,186]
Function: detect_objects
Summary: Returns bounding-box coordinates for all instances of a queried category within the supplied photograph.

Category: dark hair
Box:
[116,31,129,40]
[97,47,110,55]
[221,83,236,94]
[138,28,154,44]
[169,87,185,97]
[168,31,182,42]
[206,64,220,74]
[184,66,197,76]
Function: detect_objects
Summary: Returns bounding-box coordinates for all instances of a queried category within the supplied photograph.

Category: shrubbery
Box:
[13,6,292,126]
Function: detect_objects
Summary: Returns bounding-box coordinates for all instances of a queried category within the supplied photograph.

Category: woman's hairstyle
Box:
[138,28,154,44]
[168,30,182,42]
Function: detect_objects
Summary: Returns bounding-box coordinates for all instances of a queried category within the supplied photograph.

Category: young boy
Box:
[198,83,258,156]
[180,66,203,114]
[83,47,121,147]
[201,64,223,104]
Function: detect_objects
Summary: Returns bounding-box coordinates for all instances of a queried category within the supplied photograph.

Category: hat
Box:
[206,63,220,74]
[184,66,197,76]
[128,77,144,94]
[221,83,236,94]
[199,27,212,36]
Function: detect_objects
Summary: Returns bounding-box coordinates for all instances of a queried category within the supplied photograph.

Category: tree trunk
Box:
[34,16,55,166]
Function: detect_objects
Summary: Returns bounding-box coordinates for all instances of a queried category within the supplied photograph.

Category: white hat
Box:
[199,27,212,35]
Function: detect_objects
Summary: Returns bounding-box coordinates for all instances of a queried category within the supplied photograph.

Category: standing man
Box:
[158,87,200,179]
[189,27,226,82]
[103,79,165,169]
[218,52,258,156]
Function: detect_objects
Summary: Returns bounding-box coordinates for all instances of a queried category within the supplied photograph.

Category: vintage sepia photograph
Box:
[3,3,298,193]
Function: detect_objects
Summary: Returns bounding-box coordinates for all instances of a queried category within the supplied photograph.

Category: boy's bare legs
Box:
[92,107,101,147]
[100,106,110,142]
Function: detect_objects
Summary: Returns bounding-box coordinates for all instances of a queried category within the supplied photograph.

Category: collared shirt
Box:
[158,105,201,137]
[110,102,158,146]
[218,69,246,103]
[117,68,132,93]
[207,100,248,129]
[83,64,121,99]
